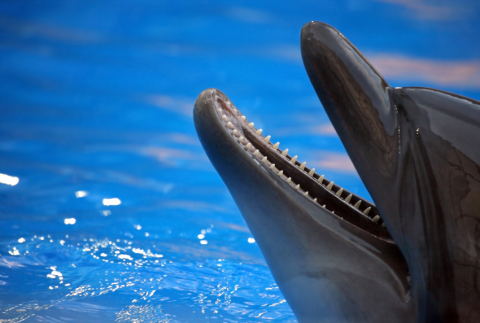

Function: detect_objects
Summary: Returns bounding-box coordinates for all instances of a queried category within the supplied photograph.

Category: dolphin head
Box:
[301,21,480,323]
[194,20,480,323]
[194,89,413,322]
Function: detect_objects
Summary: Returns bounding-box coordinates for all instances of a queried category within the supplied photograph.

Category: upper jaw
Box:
[301,21,398,214]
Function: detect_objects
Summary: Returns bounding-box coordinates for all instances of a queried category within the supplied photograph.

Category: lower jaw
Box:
[214,94,390,240]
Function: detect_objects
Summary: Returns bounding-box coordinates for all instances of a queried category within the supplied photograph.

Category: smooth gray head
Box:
[194,89,413,323]
[194,21,480,323]
[301,21,480,323]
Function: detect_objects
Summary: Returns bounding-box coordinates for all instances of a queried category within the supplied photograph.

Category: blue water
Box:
[0,1,479,322]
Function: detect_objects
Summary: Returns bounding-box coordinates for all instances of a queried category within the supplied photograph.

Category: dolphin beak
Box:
[301,21,398,214]
[194,88,413,322]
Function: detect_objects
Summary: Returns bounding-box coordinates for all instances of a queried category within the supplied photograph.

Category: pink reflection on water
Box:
[370,54,480,88]
[313,152,357,174]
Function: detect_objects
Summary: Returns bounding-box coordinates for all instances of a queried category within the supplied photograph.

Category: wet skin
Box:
[194,21,480,323]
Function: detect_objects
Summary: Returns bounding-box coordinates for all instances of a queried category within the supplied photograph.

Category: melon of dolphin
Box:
[193,21,480,323]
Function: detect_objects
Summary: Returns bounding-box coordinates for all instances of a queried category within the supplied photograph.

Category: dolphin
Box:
[193,21,480,323]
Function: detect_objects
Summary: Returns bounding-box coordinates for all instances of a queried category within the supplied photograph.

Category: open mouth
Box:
[214,94,392,240]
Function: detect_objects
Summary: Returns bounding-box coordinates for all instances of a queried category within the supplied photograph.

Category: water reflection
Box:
[0,173,19,186]
[64,218,76,225]
[103,198,122,206]
[0,232,293,321]
[75,191,88,198]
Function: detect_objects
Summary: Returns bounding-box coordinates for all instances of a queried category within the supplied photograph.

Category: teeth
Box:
[318,175,324,184]
[336,188,343,197]
[222,115,227,121]
[372,215,380,223]
[217,108,222,113]
[232,111,370,219]
[353,200,362,209]
[300,162,306,170]
[332,211,335,214]
[322,205,326,208]
[381,223,386,228]
[345,194,352,203]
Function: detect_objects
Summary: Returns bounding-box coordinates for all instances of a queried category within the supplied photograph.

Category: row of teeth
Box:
[217,106,385,228]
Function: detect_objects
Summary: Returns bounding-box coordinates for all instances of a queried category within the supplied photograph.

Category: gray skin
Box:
[301,22,480,322]
[194,22,480,323]
[194,89,413,322]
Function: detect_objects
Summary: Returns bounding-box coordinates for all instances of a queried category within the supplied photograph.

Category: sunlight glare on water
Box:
[0,224,292,322]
